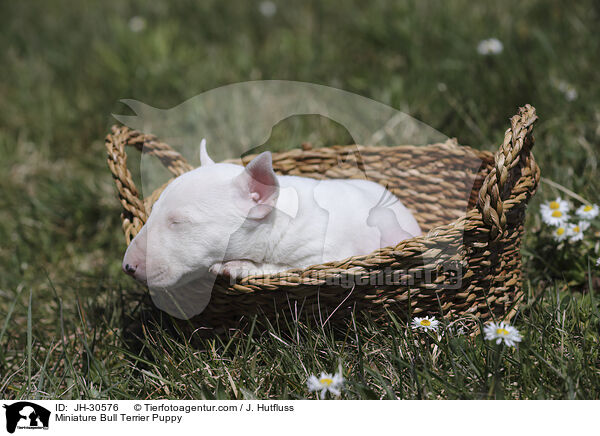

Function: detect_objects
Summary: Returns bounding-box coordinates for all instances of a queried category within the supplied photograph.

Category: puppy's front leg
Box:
[209,260,257,279]
[209,260,289,279]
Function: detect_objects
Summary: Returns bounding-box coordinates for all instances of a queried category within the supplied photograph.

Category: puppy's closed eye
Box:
[167,211,192,228]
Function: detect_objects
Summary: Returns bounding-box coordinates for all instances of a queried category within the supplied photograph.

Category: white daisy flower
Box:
[259,1,277,17]
[484,321,522,347]
[567,221,590,243]
[565,87,578,101]
[557,81,578,101]
[575,204,599,220]
[411,316,440,332]
[307,371,344,399]
[541,208,569,226]
[477,38,503,55]
[596,257,600,266]
[552,225,569,242]
[541,197,569,215]
[128,16,146,33]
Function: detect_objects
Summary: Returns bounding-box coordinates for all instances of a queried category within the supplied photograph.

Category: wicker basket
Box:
[106,105,539,329]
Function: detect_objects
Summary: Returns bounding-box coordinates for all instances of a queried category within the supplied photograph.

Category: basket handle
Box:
[477,104,539,240]
[105,125,193,242]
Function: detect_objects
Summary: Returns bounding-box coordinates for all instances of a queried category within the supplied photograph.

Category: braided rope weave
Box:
[477,104,538,240]
[105,105,539,328]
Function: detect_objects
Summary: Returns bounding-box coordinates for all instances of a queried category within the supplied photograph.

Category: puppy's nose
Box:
[123,263,137,275]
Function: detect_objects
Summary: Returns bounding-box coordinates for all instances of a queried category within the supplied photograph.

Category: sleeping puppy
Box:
[122,140,421,318]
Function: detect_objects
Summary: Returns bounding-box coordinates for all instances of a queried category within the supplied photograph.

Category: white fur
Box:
[123,142,421,318]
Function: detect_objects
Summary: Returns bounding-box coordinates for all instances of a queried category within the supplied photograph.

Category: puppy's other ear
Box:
[234,151,279,220]
[199,139,215,166]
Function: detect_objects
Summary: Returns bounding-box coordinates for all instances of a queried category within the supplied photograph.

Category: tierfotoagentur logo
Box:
[2,402,50,433]
[217,262,464,289]
[116,80,481,319]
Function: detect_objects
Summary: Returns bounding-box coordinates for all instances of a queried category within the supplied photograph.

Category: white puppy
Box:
[122,140,421,318]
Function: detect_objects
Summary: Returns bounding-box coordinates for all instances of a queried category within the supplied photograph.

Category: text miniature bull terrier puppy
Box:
[122,140,421,318]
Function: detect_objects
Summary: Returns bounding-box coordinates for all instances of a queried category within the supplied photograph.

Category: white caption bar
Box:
[0,400,595,435]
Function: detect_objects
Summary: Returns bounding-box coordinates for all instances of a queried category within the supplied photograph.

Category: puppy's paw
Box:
[209,260,254,279]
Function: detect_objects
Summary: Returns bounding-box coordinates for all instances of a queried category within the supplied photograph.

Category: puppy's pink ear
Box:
[234,152,279,219]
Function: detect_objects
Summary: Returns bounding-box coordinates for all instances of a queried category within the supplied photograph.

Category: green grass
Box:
[1,0,599,399]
